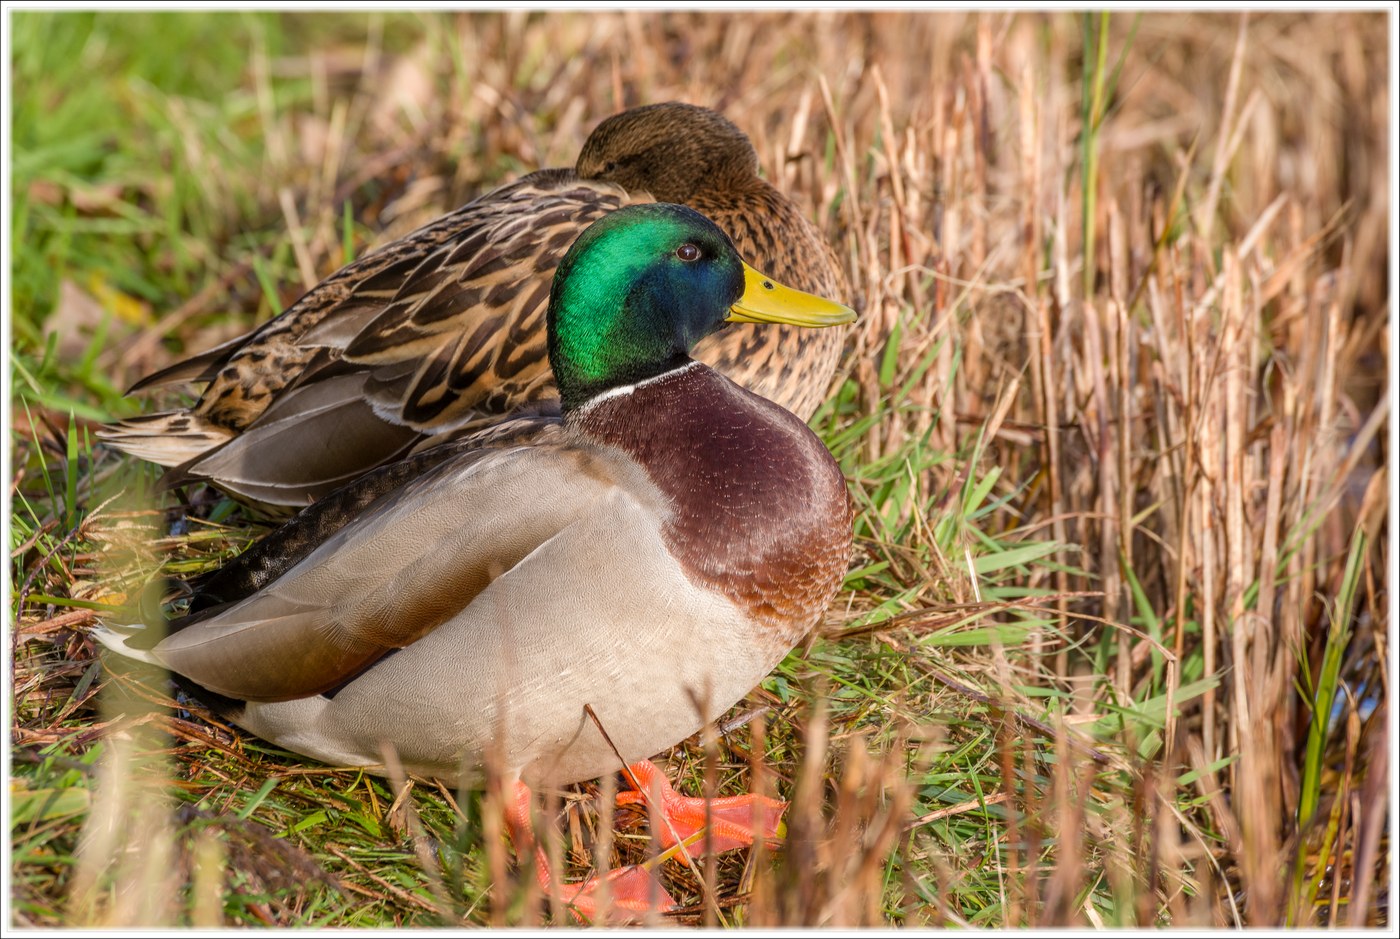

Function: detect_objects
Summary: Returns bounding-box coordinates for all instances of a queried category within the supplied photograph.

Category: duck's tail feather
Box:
[97,411,235,468]
[124,334,246,393]
[162,383,421,508]
[90,619,249,722]
[88,620,164,665]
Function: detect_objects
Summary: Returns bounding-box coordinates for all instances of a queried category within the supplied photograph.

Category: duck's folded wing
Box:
[107,173,651,508]
[335,174,649,432]
[160,371,423,507]
[186,414,564,610]
[143,436,644,703]
[196,170,647,435]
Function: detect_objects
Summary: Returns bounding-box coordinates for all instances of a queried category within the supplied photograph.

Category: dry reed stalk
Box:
[66,692,179,927]
[13,9,1390,928]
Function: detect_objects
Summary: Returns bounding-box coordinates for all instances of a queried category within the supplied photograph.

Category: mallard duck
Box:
[97,203,856,919]
[100,102,849,510]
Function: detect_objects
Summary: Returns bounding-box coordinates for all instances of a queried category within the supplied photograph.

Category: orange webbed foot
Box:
[616,759,788,856]
[557,864,675,923]
[506,780,675,924]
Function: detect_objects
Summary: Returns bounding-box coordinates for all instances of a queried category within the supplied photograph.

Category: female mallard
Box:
[97,203,855,918]
[100,102,849,510]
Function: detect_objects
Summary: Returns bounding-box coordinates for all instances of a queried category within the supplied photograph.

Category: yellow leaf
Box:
[86,272,151,326]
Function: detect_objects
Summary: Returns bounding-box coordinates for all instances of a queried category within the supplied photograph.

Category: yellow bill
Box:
[727,262,856,327]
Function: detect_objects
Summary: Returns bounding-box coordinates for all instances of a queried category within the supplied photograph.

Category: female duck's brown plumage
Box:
[100,102,849,509]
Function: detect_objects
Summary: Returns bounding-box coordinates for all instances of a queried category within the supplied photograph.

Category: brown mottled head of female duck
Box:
[576,102,761,203]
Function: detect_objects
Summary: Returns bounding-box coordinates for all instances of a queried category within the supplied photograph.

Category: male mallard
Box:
[97,203,856,918]
[100,102,849,510]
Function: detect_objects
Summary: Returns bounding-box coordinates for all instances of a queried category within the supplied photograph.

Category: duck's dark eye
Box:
[676,243,701,262]
[602,161,618,173]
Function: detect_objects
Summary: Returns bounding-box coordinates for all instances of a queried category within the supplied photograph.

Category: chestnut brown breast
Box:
[575,364,852,642]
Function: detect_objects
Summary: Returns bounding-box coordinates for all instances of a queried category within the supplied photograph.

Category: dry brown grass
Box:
[9,9,1391,928]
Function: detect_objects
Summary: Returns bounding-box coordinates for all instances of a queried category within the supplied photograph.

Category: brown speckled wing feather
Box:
[182,170,648,436]
[109,172,651,506]
[337,177,643,431]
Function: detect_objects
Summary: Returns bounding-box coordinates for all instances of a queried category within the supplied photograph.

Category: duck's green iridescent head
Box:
[547,203,854,413]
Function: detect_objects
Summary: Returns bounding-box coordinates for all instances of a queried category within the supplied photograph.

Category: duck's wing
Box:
[184,412,562,610]
[103,172,651,506]
[130,428,648,704]
[305,171,647,431]
[155,369,426,508]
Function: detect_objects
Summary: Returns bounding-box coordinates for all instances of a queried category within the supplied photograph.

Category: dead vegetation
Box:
[9,9,1391,928]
